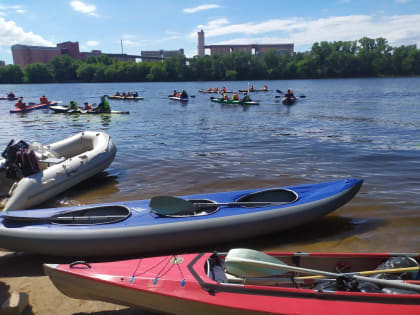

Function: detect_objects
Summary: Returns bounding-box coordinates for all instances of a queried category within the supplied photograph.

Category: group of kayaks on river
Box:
[3,86,300,112]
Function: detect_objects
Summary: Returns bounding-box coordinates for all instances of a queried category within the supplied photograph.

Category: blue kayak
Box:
[0,178,362,256]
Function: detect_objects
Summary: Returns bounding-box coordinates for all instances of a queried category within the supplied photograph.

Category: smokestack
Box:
[198,29,205,57]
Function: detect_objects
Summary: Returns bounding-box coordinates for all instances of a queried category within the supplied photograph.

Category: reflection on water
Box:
[0,77,419,252]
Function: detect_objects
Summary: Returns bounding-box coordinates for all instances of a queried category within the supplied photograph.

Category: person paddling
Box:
[40,95,49,104]
[7,92,15,98]
[83,102,92,110]
[69,101,78,110]
[15,97,27,109]
[180,90,188,99]
[285,89,296,100]
[94,96,111,113]
[240,92,252,102]
[232,91,239,101]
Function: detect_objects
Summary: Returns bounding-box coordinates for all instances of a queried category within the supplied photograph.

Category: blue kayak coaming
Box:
[0,178,362,257]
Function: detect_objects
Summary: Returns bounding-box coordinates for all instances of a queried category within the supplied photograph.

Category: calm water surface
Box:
[1,78,419,252]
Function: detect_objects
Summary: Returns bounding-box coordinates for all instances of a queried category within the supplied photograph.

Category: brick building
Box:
[197,30,294,57]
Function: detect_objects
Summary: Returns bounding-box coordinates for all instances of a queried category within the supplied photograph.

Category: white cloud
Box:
[184,4,220,14]
[70,1,97,16]
[0,17,54,47]
[121,34,136,40]
[85,40,99,47]
[192,14,420,49]
[16,9,26,14]
[0,4,26,14]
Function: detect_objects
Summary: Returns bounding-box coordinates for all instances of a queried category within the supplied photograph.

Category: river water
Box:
[1,78,419,253]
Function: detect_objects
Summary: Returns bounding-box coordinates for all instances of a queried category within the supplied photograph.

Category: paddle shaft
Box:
[228,257,420,292]
[295,266,420,280]
[193,201,289,207]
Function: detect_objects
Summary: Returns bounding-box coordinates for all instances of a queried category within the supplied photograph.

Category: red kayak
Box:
[44,250,420,314]
[10,101,58,113]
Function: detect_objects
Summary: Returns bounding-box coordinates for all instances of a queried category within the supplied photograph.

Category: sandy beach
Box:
[0,250,156,315]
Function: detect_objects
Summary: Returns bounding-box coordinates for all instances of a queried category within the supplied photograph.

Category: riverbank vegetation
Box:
[1,37,419,84]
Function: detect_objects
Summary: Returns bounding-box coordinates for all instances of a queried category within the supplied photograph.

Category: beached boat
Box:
[0,131,116,211]
[210,98,259,106]
[44,249,420,314]
[0,178,361,256]
[107,95,143,100]
[10,101,59,113]
[49,105,129,115]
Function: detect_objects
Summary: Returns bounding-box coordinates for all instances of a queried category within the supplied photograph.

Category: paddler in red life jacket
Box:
[83,102,92,110]
[263,85,268,91]
[40,95,49,104]
[209,88,213,92]
[215,87,219,92]
[222,87,227,92]
[15,97,27,109]
[232,91,239,101]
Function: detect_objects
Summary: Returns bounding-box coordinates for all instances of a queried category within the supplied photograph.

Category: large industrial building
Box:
[197,30,294,57]
[140,49,185,62]
[11,41,175,67]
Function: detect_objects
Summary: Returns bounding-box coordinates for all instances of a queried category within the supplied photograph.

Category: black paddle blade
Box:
[150,196,195,215]
[276,90,283,94]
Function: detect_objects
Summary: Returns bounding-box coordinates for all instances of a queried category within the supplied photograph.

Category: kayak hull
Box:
[210,98,259,105]
[107,95,143,100]
[50,105,129,115]
[10,101,58,113]
[282,97,297,105]
[0,97,18,101]
[0,178,362,256]
[44,251,420,315]
[239,89,272,93]
[169,96,188,102]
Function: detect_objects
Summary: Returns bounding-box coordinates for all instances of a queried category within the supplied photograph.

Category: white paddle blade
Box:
[225,248,287,277]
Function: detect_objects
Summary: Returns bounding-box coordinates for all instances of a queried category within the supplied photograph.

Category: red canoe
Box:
[44,250,420,314]
[10,101,58,113]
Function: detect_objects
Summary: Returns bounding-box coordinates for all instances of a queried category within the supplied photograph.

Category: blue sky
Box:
[1,0,420,64]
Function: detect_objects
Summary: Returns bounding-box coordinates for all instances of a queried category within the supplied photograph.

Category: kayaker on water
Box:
[83,102,92,110]
[69,101,78,110]
[116,91,120,96]
[94,96,111,113]
[172,90,178,97]
[263,85,268,91]
[180,90,188,99]
[7,92,15,98]
[40,95,49,104]
[232,91,239,101]
[132,92,139,97]
[15,97,27,109]
[285,89,296,99]
[241,92,252,102]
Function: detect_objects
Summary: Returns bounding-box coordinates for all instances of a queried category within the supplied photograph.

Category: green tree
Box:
[0,64,24,83]
[23,63,53,83]
[49,55,79,82]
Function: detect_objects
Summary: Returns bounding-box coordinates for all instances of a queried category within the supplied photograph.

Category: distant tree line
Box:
[1,37,420,84]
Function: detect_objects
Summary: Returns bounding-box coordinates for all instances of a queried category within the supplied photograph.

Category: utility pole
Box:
[121,40,124,54]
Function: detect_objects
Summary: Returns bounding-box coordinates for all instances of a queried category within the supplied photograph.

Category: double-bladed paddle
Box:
[149,196,291,216]
[225,248,420,293]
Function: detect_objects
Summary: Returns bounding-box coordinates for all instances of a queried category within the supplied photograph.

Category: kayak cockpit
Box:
[205,250,420,295]
[3,205,131,226]
[236,188,298,205]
